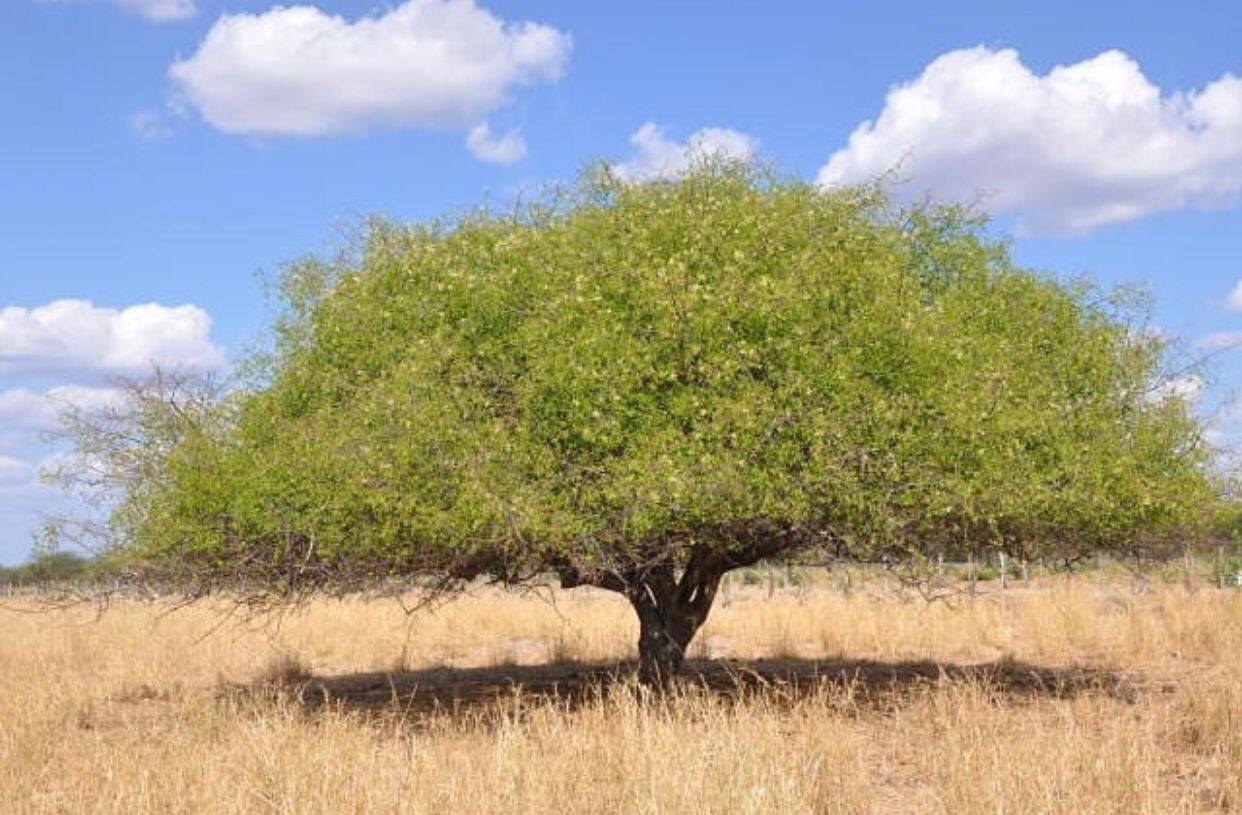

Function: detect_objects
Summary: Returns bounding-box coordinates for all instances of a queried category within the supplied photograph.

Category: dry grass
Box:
[2,572,1241,813]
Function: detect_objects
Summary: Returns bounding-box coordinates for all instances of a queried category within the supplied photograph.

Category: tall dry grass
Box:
[1,573,1240,813]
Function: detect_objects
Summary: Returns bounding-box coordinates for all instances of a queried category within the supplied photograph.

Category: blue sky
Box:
[2,0,1241,564]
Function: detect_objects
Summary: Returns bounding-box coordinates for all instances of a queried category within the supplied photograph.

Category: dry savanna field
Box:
[3,569,1242,814]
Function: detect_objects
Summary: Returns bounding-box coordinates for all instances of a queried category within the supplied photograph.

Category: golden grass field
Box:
[2,569,1241,814]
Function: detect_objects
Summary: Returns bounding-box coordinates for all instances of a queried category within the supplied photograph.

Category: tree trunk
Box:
[557,542,784,688]
[627,560,723,687]
[632,596,696,685]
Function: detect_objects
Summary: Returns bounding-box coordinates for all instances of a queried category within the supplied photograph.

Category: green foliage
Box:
[41,369,236,569]
[0,551,95,587]
[1215,556,1242,588]
[62,163,1213,597]
[970,564,1001,583]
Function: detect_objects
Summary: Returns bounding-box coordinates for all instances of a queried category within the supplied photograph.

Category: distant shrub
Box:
[0,551,95,587]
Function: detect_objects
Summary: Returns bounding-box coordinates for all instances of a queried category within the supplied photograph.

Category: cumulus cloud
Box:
[611,123,760,182]
[465,122,527,164]
[818,48,1242,233]
[0,300,210,564]
[168,0,571,139]
[41,0,197,23]
[1225,281,1242,311]
[0,386,123,437]
[0,300,225,378]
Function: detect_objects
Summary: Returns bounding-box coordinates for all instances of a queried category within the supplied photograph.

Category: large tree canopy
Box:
[64,165,1211,680]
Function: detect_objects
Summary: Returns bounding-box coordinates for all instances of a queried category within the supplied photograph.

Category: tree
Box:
[41,368,234,556]
[0,550,95,587]
[53,164,1212,683]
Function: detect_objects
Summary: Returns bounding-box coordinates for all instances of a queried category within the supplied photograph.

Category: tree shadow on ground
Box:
[227,656,1151,722]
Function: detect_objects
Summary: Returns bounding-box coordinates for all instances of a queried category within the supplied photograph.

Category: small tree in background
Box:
[49,164,1212,683]
[0,550,94,587]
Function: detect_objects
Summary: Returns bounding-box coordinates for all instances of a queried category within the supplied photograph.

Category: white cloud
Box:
[1205,394,1242,466]
[0,300,225,378]
[0,456,31,486]
[0,389,52,437]
[1196,331,1242,352]
[115,0,194,20]
[818,48,1242,234]
[1151,374,1205,405]
[128,111,175,143]
[465,122,527,164]
[41,0,197,23]
[169,0,571,139]
[611,123,760,182]
[0,386,123,437]
[1225,280,1242,312]
[0,301,203,565]
[0,388,123,564]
